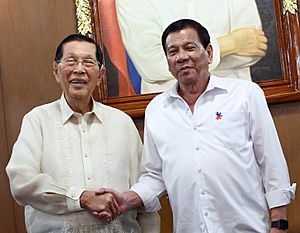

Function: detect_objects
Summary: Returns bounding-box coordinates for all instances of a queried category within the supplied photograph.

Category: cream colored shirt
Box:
[116,0,262,93]
[6,95,160,233]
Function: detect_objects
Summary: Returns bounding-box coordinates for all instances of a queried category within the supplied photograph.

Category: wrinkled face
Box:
[53,41,100,103]
[165,27,213,85]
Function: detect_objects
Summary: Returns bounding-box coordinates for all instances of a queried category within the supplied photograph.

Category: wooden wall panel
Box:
[270,102,300,233]
[0,66,16,233]
[0,0,77,148]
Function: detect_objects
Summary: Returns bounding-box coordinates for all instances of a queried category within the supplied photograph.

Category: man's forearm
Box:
[270,205,287,221]
[122,191,144,212]
[270,206,288,232]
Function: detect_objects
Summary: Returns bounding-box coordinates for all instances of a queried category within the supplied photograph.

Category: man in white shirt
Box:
[97,19,295,233]
[116,0,267,93]
[6,34,159,233]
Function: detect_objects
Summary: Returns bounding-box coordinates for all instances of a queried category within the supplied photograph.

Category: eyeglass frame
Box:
[57,57,102,69]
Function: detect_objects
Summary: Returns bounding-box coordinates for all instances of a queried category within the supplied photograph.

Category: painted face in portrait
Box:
[53,41,101,105]
[166,27,213,86]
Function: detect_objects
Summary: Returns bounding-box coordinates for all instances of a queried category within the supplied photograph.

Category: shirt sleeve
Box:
[6,111,85,214]
[248,83,296,209]
[130,110,166,212]
[127,117,161,231]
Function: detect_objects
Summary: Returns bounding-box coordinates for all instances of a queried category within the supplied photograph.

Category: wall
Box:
[0,0,299,232]
[270,102,300,231]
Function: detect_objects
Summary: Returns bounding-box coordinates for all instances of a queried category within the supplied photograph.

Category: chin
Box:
[69,92,89,101]
[179,76,196,84]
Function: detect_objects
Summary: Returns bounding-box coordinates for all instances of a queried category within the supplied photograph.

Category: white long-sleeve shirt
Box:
[6,95,160,233]
[116,0,262,93]
[131,75,296,233]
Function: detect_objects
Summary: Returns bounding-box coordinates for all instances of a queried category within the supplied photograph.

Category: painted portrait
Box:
[96,0,283,97]
[88,0,300,116]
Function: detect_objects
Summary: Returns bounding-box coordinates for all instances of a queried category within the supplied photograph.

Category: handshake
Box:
[79,188,140,223]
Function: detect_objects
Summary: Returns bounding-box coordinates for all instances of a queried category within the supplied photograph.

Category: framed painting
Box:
[81,0,300,118]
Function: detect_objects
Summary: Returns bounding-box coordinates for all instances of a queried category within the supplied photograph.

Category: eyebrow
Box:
[167,41,198,50]
[63,53,96,59]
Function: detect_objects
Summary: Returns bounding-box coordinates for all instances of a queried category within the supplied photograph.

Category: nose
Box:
[73,61,86,73]
[175,50,189,63]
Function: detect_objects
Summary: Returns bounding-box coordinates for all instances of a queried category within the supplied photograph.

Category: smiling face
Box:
[165,27,213,86]
[53,41,100,106]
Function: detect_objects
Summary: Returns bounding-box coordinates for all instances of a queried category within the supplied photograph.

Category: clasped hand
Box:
[80,188,125,223]
[218,26,268,58]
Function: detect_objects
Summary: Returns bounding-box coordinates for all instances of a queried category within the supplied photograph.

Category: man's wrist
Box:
[271,219,288,230]
[123,191,143,211]
[79,190,92,209]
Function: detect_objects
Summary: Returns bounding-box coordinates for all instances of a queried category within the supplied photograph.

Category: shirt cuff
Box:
[66,186,86,211]
[130,185,161,212]
[265,183,296,209]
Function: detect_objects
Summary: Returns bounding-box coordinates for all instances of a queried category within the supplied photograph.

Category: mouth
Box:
[69,79,87,85]
[178,65,193,72]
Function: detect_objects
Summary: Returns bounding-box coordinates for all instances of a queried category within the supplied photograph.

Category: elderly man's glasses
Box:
[59,57,101,69]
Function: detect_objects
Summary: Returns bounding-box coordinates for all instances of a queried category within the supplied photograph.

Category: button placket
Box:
[80,116,94,188]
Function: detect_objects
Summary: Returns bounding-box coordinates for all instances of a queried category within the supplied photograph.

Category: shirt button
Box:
[198,169,202,173]
[84,154,88,158]
[195,146,200,151]
[201,191,205,195]
[193,126,197,130]
[87,177,91,180]
[204,212,208,216]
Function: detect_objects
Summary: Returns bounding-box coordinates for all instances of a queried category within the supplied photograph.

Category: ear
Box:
[52,61,60,83]
[167,58,172,72]
[206,44,213,65]
[97,65,106,86]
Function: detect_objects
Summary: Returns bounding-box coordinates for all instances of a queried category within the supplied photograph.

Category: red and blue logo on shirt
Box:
[215,112,222,120]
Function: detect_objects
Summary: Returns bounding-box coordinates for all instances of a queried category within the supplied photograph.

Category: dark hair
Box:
[161,19,211,54]
[54,34,103,66]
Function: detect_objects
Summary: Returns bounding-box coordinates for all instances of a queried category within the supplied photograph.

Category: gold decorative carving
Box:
[283,0,298,14]
[75,0,92,35]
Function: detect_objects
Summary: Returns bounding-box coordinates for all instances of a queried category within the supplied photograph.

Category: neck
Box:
[178,75,209,113]
[65,96,92,114]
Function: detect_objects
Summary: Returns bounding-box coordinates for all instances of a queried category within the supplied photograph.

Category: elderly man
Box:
[6,34,159,233]
[98,19,295,233]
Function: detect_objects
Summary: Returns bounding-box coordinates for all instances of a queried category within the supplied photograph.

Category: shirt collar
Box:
[59,94,103,124]
[163,74,228,107]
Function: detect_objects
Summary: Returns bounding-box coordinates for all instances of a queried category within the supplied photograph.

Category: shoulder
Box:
[146,92,167,113]
[215,76,264,96]
[231,79,264,98]
[24,99,60,120]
